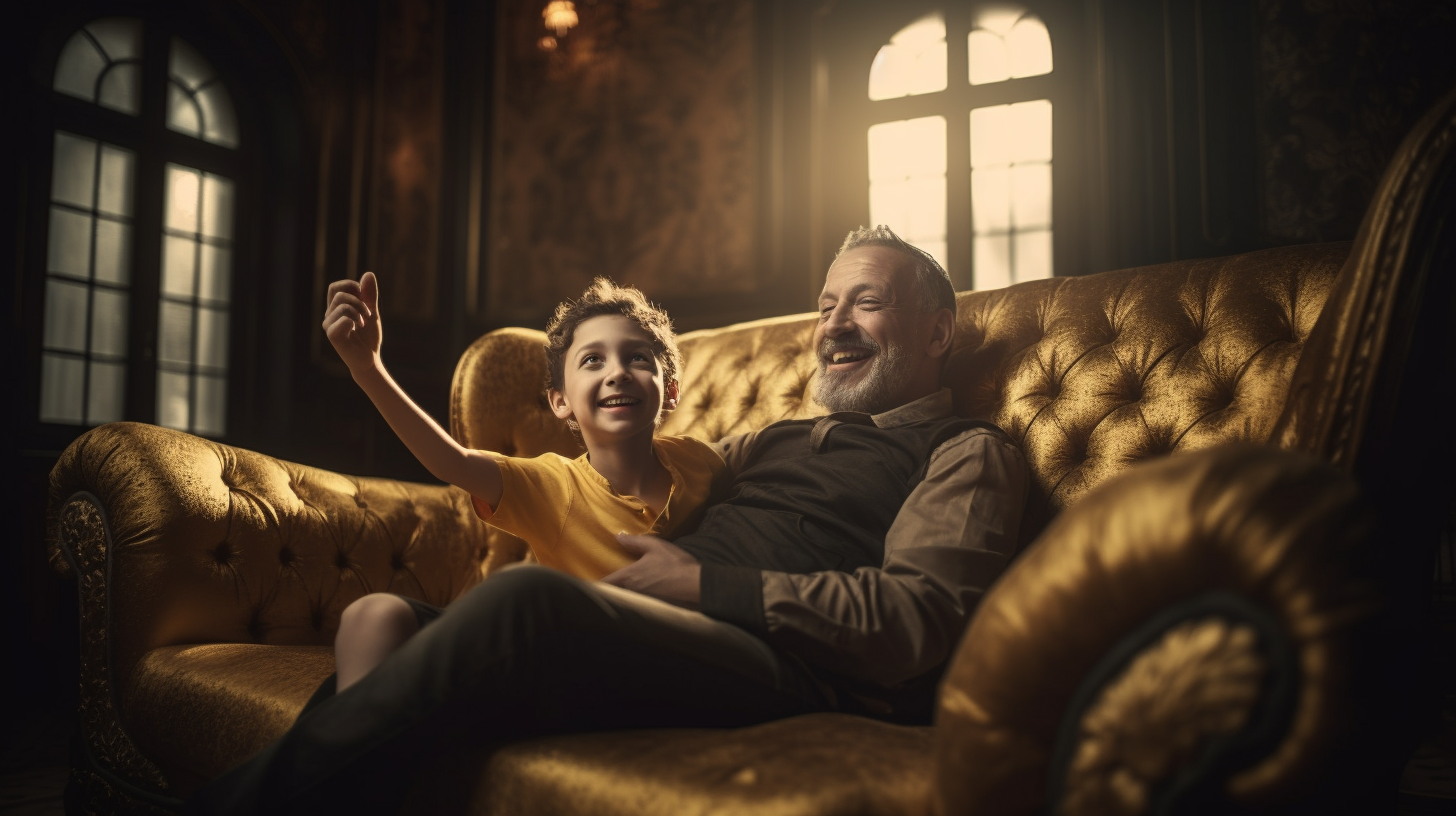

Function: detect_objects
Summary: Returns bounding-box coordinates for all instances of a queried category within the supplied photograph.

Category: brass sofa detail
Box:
[48,90,1455,815]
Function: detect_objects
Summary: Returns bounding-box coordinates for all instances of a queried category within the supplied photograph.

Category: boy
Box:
[322,272,724,690]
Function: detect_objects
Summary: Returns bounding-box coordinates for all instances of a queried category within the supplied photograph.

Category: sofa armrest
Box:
[932,444,1413,815]
[46,421,489,796]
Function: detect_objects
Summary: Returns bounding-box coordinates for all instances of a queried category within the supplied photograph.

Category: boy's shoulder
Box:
[653,434,725,466]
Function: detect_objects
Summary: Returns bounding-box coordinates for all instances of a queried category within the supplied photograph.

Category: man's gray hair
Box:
[835,225,955,313]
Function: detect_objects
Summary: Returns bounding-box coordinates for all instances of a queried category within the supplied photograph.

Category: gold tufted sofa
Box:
[48,90,1455,815]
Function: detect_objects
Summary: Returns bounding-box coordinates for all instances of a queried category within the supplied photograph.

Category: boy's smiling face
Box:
[548,314,678,447]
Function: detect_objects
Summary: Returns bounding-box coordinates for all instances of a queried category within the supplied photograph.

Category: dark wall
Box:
[5,0,1454,737]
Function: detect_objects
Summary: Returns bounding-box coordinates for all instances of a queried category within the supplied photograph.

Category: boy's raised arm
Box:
[324,271,503,507]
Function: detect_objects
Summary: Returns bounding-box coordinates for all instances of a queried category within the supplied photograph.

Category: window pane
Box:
[98,145,136,216]
[194,375,227,436]
[157,370,190,430]
[166,165,200,232]
[52,133,97,209]
[200,245,232,302]
[1011,163,1052,228]
[972,166,1011,233]
[201,175,235,239]
[48,208,93,278]
[90,288,128,357]
[870,178,947,242]
[53,34,106,102]
[868,14,947,101]
[974,235,1012,290]
[95,218,132,285]
[87,361,126,424]
[1010,100,1053,162]
[41,354,86,424]
[159,301,194,365]
[970,106,1014,168]
[98,63,141,115]
[87,17,143,60]
[1008,16,1053,79]
[868,117,947,181]
[1015,229,1053,282]
[968,29,1010,85]
[198,86,241,149]
[163,236,197,297]
[868,116,947,270]
[169,38,214,90]
[44,279,89,352]
[197,307,228,369]
[969,13,1051,86]
[167,84,203,140]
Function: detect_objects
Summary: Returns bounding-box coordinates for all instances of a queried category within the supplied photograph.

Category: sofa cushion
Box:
[124,643,335,794]
[129,644,933,814]
[404,714,933,816]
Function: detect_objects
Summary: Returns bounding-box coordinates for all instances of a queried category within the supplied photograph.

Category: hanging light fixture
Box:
[542,1,579,38]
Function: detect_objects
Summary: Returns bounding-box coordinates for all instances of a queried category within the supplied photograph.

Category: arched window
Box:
[861,6,1058,289]
[41,17,240,436]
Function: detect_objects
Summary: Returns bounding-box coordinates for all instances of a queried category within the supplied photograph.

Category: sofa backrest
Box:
[453,241,1350,554]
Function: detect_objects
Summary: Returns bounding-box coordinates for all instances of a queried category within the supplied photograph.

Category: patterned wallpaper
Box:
[487,0,757,324]
[1257,0,1456,244]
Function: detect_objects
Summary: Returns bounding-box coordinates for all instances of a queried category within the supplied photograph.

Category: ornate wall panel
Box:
[488,0,757,325]
[1256,0,1456,244]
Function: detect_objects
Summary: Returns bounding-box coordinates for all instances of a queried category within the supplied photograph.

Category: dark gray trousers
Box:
[185,565,833,815]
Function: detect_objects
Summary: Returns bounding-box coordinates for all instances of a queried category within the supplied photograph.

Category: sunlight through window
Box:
[970,100,1052,288]
[53,18,143,115]
[40,133,134,425]
[969,13,1052,86]
[868,14,947,101]
[869,117,949,270]
[159,163,234,436]
[168,39,240,149]
[861,6,1055,290]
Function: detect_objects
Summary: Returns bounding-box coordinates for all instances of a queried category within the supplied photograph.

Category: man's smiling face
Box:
[812,246,935,414]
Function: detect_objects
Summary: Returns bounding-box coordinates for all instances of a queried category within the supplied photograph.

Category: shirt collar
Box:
[870,387,954,428]
[819,388,953,429]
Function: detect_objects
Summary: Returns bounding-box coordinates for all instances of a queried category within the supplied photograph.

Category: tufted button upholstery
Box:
[451,244,1348,551]
[48,422,487,699]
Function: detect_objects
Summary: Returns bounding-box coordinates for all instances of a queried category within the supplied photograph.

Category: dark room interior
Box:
[5,0,1455,813]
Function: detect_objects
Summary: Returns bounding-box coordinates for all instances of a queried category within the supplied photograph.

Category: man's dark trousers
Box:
[185,565,833,815]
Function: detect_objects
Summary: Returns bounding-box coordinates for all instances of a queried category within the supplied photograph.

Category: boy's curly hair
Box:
[543,277,681,397]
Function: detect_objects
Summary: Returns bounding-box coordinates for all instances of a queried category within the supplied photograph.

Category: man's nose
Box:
[822,304,855,336]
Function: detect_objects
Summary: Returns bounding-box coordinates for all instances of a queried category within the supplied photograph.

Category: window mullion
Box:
[945,10,973,290]
[126,22,174,423]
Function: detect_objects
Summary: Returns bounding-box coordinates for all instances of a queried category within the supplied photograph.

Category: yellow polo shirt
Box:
[471,435,725,580]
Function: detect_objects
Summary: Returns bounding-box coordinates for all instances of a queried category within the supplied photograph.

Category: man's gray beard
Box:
[814,340,915,414]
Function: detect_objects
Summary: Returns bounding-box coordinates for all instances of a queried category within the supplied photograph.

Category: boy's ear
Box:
[547,388,574,420]
[662,380,680,413]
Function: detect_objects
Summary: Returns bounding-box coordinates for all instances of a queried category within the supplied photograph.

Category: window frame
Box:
[812,0,1086,291]
[22,14,253,451]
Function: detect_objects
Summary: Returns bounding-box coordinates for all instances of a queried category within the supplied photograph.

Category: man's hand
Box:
[600,534,702,608]
[323,271,382,374]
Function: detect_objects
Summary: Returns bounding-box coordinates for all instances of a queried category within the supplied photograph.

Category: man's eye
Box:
[857,299,883,310]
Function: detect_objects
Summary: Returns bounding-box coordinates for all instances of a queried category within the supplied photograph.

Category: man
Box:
[187,226,1028,814]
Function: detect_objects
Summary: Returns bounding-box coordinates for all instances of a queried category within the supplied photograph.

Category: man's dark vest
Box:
[674,413,1007,571]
